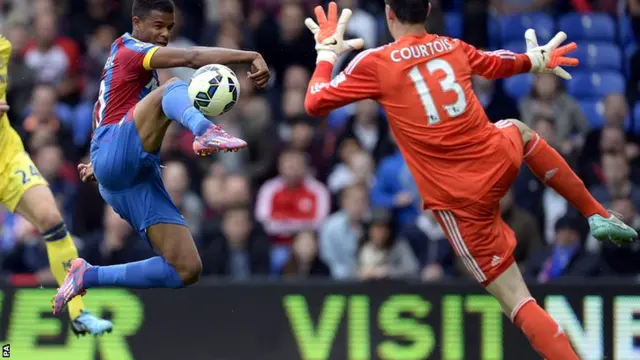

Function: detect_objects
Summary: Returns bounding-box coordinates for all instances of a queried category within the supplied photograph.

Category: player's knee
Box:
[177,257,202,286]
[506,119,535,146]
[37,211,65,233]
[163,77,182,89]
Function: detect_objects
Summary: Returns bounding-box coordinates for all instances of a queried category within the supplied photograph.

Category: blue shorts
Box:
[90,115,187,240]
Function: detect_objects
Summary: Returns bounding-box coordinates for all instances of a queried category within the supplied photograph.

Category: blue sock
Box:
[83,257,184,289]
[162,81,211,136]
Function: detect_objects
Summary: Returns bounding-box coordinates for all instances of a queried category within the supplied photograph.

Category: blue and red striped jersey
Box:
[93,33,160,129]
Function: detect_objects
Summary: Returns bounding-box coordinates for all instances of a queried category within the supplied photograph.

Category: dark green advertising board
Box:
[0,281,638,360]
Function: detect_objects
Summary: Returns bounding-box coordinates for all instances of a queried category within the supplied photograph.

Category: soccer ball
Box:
[188,64,240,117]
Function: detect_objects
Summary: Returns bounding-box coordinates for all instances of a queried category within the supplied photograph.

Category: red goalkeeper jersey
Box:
[305,33,533,209]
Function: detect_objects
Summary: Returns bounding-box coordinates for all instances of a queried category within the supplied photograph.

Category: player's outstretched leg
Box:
[486,263,580,360]
[15,185,113,336]
[161,78,247,155]
[53,223,200,315]
[508,119,637,244]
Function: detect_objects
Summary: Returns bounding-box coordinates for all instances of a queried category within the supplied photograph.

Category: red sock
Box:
[513,298,580,360]
[524,133,608,218]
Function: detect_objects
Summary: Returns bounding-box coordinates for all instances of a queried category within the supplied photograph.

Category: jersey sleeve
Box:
[304,51,381,117]
[121,38,160,72]
[458,40,532,79]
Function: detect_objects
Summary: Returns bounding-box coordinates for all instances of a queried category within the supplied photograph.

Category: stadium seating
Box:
[504,73,534,100]
[567,71,625,100]
[502,41,526,54]
[445,13,462,39]
[625,44,637,75]
[619,16,636,46]
[634,103,640,134]
[500,13,554,45]
[558,13,616,42]
[572,42,622,72]
[579,100,605,128]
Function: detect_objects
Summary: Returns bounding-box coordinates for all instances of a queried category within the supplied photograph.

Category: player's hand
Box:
[248,53,270,89]
[0,101,9,117]
[78,162,97,183]
[304,2,364,64]
[525,29,579,80]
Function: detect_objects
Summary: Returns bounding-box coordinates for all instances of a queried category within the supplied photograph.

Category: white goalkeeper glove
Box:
[525,29,579,80]
[304,2,365,64]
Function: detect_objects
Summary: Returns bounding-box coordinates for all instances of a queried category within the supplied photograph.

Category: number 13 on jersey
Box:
[408,59,468,126]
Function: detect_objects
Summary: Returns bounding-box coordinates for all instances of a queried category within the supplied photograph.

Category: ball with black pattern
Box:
[187,64,241,117]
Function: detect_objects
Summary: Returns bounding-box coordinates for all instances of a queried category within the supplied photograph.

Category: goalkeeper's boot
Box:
[193,124,247,156]
[588,212,638,246]
[52,258,90,315]
[71,311,113,337]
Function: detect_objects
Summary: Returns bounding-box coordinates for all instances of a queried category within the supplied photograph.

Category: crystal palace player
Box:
[52,0,269,314]
[304,2,636,359]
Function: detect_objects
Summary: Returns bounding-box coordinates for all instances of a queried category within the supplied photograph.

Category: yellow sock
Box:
[43,224,85,320]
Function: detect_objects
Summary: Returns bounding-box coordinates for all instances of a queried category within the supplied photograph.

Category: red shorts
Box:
[433,121,524,286]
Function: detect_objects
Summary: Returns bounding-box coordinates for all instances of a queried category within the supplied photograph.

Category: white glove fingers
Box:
[524,29,539,51]
[305,18,320,34]
[336,8,353,38]
[344,38,364,51]
[547,31,568,50]
[553,67,572,80]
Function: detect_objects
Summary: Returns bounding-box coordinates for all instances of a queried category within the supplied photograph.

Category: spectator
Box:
[253,2,316,88]
[320,182,369,279]
[520,73,589,156]
[278,117,329,181]
[33,143,78,227]
[371,137,420,227]
[1,215,53,283]
[590,152,640,209]
[24,13,82,103]
[5,18,35,122]
[491,0,554,14]
[201,173,227,220]
[334,99,392,164]
[281,230,331,278]
[224,174,252,207]
[500,188,543,267]
[283,65,311,93]
[472,75,520,123]
[327,150,375,195]
[238,96,278,186]
[336,0,377,49]
[69,0,122,52]
[599,198,640,276]
[82,205,156,266]
[22,84,76,160]
[255,148,330,271]
[401,211,455,281]
[581,94,640,186]
[358,208,419,280]
[525,215,609,281]
[199,204,271,278]
[162,160,204,238]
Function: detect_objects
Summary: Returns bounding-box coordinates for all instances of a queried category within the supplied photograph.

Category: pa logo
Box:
[2,344,9,358]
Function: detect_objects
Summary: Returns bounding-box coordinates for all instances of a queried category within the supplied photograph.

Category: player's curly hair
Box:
[384,0,430,25]
[132,0,175,19]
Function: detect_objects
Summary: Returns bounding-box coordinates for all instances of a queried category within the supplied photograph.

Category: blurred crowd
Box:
[1,0,640,285]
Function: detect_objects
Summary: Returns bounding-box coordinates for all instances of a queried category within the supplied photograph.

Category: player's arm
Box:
[303,2,372,116]
[459,40,532,79]
[304,53,380,117]
[461,30,579,80]
[148,47,269,88]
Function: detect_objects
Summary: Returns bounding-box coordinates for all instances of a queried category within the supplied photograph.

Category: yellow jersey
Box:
[0,36,23,153]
